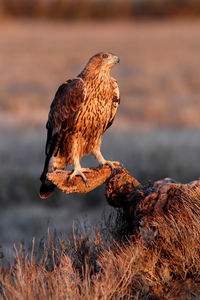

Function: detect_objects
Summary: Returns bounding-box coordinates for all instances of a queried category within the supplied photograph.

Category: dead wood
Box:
[46,165,124,194]
[47,166,200,213]
[47,165,200,237]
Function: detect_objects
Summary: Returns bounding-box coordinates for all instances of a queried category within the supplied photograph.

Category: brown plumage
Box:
[40,52,120,198]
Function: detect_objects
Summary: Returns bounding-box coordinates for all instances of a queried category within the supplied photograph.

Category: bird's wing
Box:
[45,78,87,156]
[105,78,120,131]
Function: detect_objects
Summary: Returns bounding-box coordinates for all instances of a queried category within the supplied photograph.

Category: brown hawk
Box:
[40,52,120,198]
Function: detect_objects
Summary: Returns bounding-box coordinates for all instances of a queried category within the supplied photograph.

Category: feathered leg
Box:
[92,141,120,170]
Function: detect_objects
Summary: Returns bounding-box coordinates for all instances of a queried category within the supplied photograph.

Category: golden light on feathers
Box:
[40,52,120,198]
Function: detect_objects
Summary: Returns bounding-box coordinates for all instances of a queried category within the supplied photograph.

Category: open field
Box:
[0,19,200,263]
[0,19,200,128]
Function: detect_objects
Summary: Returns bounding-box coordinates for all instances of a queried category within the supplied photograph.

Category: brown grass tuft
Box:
[1,188,200,299]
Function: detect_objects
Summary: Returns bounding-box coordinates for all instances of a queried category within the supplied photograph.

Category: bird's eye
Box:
[102,54,109,59]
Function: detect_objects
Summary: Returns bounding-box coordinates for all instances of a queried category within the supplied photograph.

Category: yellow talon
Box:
[100,161,121,170]
[68,168,90,186]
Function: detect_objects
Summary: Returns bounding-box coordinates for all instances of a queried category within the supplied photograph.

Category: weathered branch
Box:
[47,164,200,248]
[47,166,200,210]
[47,165,200,229]
[106,174,200,210]
[47,165,131,194]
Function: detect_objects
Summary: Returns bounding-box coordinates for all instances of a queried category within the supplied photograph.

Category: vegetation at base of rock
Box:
[1,187,200,299]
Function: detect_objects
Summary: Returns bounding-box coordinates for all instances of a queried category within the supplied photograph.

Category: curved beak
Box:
[114,56,120,64]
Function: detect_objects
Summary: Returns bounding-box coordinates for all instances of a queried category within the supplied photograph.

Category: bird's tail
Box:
[39,155,56,199]
[40,179,56,199]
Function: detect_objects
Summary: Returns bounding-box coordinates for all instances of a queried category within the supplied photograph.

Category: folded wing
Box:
[105,78,120,131]
[45,78,87,158]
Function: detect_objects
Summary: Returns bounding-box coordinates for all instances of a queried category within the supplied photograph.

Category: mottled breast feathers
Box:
[40,52,121,199]
[45,75,120,158]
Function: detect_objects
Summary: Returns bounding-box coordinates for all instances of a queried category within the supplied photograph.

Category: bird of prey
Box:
[40,52,120,198]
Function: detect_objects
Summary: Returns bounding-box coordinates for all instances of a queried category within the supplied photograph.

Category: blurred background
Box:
[0,0,200,262]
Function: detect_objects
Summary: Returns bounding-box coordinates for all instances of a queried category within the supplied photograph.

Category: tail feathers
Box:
[40,179,56,199]
[40,152,55,199]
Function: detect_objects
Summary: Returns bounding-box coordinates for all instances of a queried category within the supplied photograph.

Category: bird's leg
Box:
[68,157,90,185]
[92,148,121,170]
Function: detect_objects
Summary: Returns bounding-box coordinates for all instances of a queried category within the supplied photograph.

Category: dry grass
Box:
[1,187,200,299]
[1,19,200,298]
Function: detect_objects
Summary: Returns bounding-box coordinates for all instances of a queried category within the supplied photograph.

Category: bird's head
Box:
[86,52,120,72]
